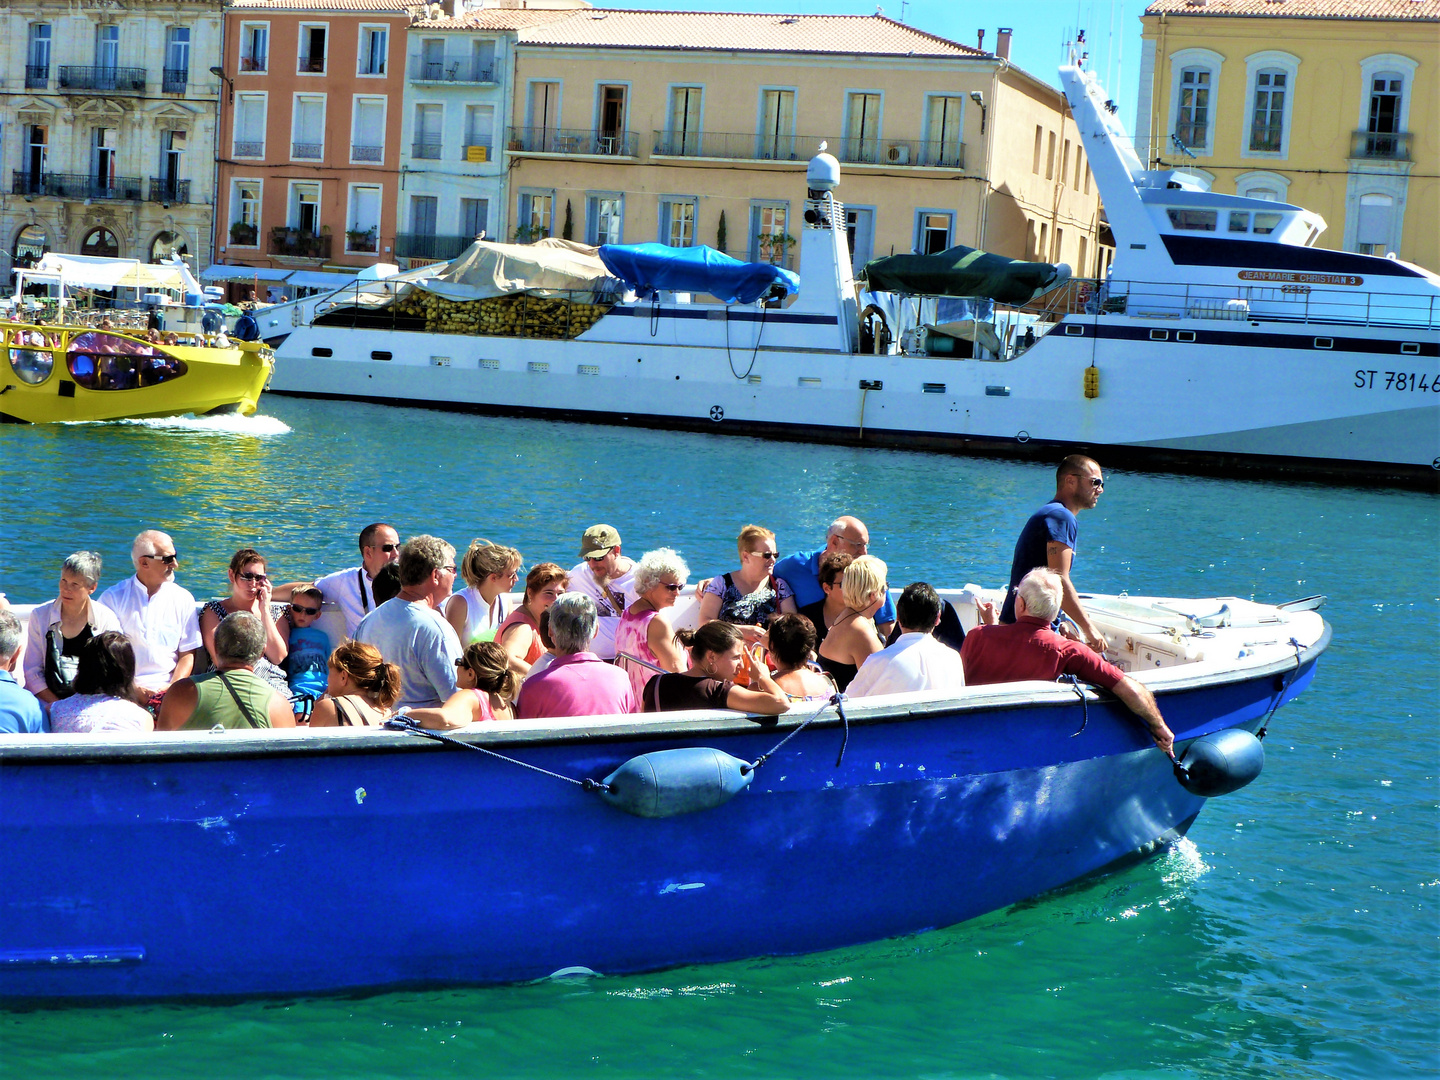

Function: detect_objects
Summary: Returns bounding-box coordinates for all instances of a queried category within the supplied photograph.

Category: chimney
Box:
[976,28,985,51]
[996,27,1012,60]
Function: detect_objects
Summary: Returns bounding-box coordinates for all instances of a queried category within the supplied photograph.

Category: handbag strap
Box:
[217,670,265,728]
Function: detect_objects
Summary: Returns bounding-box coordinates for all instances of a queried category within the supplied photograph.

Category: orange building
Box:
[210,0,410,295]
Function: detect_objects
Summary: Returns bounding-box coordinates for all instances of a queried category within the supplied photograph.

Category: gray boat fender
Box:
[601,747,754,818]
[1172,728,1265,797]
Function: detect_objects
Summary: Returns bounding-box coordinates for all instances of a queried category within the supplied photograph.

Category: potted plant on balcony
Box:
[755,231,796,265]
[512,224,547,244]
[230,221,258,246]
[346,227,377,253]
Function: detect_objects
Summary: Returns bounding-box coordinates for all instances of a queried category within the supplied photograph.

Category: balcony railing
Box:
[650,130,964,168]
[298,55,325,73]
[25,65,49,89]
[411,140,443,160]
[58,65,146,92]
[148,177,190,204]
[233,140,265,158]
[291,142,323,160]
[1351,129,1412,161]
[1249,123,1283,153]
[162,67,188,93]
[351,144,384,163]
[13,171,143,200]
[408,57,496,84]
[268,228,331,258]
[239,55,267,72]
[394,233,473,261]
[507,127,637,157]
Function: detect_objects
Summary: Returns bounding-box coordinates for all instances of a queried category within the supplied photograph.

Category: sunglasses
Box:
[749,551,779,561]
[376,543,400,553]
[441,565,457,574]
[237,571,270,584]
[143,552,179,565]
[1089,477,1105,489]
[660,583,684,593]
[290,603,320,616]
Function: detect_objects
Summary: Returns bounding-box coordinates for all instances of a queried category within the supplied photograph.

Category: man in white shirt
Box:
[98,529,202,696]
[566,524,638,659]
[356,534,462,708]
[847,582,966,698]
[305,523,401,638]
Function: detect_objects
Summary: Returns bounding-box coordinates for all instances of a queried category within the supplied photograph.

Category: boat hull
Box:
[0,639,1322,1002]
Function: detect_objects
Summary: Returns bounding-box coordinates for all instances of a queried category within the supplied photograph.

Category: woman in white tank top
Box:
[444,539,523,644]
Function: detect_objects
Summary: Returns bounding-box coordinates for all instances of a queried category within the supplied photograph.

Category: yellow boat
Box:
[0,321,272,424]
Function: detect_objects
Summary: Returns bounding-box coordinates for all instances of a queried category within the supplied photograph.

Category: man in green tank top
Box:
[157,612,296,730]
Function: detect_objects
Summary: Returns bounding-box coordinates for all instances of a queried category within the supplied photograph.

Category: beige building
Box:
[418,12,1109,278]
[1137,0,1439,272]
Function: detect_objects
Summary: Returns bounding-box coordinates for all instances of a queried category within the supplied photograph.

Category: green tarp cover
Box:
[861,245,1067,305]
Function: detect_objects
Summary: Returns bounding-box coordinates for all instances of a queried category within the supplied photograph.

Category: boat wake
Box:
[61,413,292,436]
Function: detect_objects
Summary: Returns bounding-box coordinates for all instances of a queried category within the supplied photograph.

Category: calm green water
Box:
[1,398,1436,1079]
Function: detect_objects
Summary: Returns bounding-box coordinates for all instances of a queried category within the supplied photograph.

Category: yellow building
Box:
[1137,0,1439,272]
[412,11,1106,277]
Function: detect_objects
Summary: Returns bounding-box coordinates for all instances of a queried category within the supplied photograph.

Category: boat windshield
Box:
[5,327,59,384]
[67,332,187,390]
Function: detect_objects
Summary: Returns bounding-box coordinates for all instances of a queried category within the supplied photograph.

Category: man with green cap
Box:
[567,524,639,659]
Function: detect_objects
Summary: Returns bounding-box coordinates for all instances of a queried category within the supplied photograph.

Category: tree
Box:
[716,210,727,254]
[562,199,574,241]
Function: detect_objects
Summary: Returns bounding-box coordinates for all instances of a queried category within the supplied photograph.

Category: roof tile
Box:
[1144,0,1440,19]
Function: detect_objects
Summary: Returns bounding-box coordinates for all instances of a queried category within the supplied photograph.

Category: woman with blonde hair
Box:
[444,539,522,645]
[496,563,568,677]
[309,641,401,727]
[614,548,690,701]
[696,524,797,644]
[815,555,888,692]
[403,641,517,728]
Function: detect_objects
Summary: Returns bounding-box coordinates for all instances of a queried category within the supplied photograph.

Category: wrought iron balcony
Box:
[239,54,267,73]
[11,171,42,196]
[25,65,49,89]
[291,142,323,160]
[650,131,964,168]
[1249,123,1283,153]
[298,55,325,73]
[408,57,496,84]
[507,127,637,157]
[162,68,188,93]
[16,171,143,200]
[233,140,265,158]
[58,65,146,92]
[1351,129,1412,161]
[268,227,331,258]
[351,144,384,163]
[411,140,443,160]
[394,233,473,261]
[148,177,190,204]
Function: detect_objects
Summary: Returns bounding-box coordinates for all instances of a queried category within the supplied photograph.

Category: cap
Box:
[580,525,622,559]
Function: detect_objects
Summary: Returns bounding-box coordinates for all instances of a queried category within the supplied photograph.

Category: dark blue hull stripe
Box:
[1161,235,1424,278]
[1059,321,1439,358]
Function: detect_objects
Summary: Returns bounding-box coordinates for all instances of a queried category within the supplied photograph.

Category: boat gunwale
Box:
[0,621,1329,764]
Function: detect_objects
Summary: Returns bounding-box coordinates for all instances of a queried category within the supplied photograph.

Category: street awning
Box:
[37,253,200,293]
[200,265,294,283]
[285,270,361,290]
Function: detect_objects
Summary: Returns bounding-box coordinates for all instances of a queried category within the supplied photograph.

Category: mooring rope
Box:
[382,717,611,792]
[1256,638,1304,741]
[745,693,847,773]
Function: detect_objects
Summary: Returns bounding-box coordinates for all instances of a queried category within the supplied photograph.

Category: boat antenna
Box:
[1170,133,1197,160]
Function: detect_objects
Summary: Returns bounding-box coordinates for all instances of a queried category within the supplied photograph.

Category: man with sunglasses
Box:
[998,455,1109,654]
[355,535,462,709]
[99,530,202,697]
[300,523,401,638]
[774,516,896,638]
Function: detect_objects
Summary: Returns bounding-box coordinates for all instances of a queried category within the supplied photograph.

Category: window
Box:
[470,40,496,82]
[291,95,325,160]
[1053,227,1064,262]
[1061,140,1071,185]
[1083,165,1091,195]
[21,125,47,190]
[299,24,327,74]
[587,194,623,245]
[351,98,385,163]
[460,197,489,240]
[234,94,267,158]
[1168,49,1222,155]
[1365,72,1403,156]
[517,190,553,241]
[1250,71,1286,152]
[149,230,187,263]
[1228,211,1250,233]
[1038,222,1048,260]
[750,202,790,264]
[660,198,696,247]
[358,26,387,76]
[666,86,702,156]
[95,25,118,71]
[924,96,963,168]
[1166,208,1218,231]
[289,182,321,233]
[1177,68,1210,148]
[464,104,494,159]
[164,28,189,92]
[27,23,51,88]
[159,130,185,199]
[845,92,882,164]
[1253,212,1282,235]
[915,210,953,255]
[1026,220,1037,259]
[410,195,438,236]
[240,23,268,72]
[413,104,442,159]
[1032,125,1042,173]
[347,186,381,252]
[528,81,560,144]
[1074,149,1084,190]
[418,38,445,80]
[92,128,117,193]
[1356,193,1395,255]
[1045,131,1056,179]
[598,85,627,155]
[230,181,261,246]
[1078,236,1088,276]
[759,88,796,159]
[82,227,119,258]
[1236,170,1290,203]
[846,206,875,273]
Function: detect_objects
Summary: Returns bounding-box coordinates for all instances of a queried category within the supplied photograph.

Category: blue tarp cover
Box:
[598,244,800,304]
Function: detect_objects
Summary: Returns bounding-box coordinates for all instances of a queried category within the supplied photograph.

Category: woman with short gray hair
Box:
[615,547,691,701]
[24,550,123,705]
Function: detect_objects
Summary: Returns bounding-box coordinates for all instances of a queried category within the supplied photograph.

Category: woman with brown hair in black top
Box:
[642,621,789,715]
[310,641,400,727]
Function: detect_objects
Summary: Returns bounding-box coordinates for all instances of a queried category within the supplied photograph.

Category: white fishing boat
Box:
[262,62,1439,486]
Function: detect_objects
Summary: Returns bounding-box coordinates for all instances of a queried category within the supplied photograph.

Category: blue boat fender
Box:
[601,747,754,818]
[1172,728,1265,798]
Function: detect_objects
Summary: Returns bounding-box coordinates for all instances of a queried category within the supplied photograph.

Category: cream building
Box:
[1,0,222,277]
[1136,0,1438,272]
[409,11,1106,278]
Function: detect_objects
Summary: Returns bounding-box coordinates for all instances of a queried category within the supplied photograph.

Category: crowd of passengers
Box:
[0,457,1175,755]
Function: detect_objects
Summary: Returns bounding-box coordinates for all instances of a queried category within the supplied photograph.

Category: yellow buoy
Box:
[1084,365,1100,399]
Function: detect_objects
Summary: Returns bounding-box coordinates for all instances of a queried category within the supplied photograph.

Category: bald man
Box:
[98,529,201,695]
[774,516,896,637]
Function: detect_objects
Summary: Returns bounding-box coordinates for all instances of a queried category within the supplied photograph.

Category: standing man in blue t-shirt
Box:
[998,455,1108,654]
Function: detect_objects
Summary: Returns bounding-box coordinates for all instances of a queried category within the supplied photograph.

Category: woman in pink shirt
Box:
[614,548,690,701]
[405,641,518,728]
[496,563,568,678]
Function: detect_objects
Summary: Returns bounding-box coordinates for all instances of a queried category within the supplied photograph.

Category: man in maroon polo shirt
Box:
[962,568,1174,756]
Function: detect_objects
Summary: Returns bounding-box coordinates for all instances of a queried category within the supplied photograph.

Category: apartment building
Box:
[211,0,411,291]
[1136,0,1438,272]
[1,0,222,278]
[489,12,1104,277]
